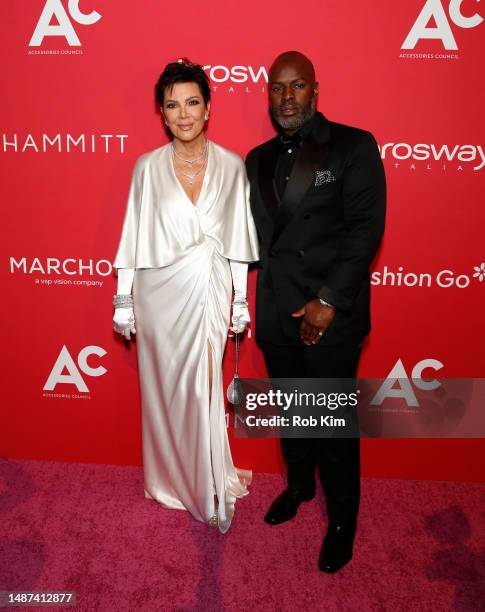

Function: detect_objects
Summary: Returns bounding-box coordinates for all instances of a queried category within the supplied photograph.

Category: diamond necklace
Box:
[171,142,208,185]
[172,140,208,165]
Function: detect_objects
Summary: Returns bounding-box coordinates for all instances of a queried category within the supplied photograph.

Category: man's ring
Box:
[318,331,324,336]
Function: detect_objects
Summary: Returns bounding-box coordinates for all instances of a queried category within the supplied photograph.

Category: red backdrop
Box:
[1,0,484,481]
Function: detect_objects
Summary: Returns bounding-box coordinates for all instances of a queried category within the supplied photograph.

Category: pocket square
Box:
[315,169,336,186]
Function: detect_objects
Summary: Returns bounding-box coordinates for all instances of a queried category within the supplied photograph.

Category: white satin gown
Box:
[114,140,259,532]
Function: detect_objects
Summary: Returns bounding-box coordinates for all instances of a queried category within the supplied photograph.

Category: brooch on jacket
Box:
[315,169,337,186]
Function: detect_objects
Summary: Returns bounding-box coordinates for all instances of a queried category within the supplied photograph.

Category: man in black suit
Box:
[245,51,386,573]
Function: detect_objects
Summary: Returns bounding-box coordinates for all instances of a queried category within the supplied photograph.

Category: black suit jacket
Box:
[245,112,386,346]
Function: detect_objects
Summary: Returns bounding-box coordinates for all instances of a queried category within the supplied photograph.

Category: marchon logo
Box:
[10,256,113,288]
[371,264,485,288]
[371,358,444,407]
[379,142,485,171]
[29,0,101,47]
[10,257,112,275]
[402,0,483,51]
[43,345,107,393]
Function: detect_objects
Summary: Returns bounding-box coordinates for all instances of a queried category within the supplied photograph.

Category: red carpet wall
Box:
[1,1,484,481]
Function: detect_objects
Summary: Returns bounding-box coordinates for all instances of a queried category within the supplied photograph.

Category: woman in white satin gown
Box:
[112,59,259,533]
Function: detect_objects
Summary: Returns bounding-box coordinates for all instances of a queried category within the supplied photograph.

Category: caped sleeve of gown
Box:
[113,143,259,269]
[113,155,145,269]
[209,147,259,263]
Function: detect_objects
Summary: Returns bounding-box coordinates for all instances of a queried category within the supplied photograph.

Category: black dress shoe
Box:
[264,488,315,525]
[318,522,356,573]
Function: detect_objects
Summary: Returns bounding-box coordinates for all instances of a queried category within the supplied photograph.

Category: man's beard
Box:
[271,97,316,131]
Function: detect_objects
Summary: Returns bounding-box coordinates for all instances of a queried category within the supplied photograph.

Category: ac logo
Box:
[29,0,102,47]
[371,358,444,407]
[402,0,483,50]
[43,345,107,392]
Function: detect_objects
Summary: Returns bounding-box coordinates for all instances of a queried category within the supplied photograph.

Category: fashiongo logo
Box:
[43,345,107,394]
[371,264,485,288]
[29,0,101,48]
[379,142,485,171]
[401,0,483,56]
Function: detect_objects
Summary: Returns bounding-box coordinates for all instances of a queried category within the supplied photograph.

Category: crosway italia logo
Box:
[379,142,485,171]
[201,65,268,94]
[371,264,485,288]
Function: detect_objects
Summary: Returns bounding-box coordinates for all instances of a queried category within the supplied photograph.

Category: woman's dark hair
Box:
[155,58,211,107]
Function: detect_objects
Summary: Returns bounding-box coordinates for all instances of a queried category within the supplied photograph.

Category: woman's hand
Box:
[113,307,136,340]
[231,302,250,334]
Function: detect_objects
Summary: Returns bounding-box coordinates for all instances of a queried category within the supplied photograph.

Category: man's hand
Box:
[291,299,335,346]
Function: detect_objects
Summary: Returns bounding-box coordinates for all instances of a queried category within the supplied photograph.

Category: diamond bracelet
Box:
[113,294,133,309]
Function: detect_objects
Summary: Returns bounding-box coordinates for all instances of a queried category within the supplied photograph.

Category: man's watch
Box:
[319,298,334,308]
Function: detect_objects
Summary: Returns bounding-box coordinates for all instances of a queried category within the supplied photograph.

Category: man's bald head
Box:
[268,51,318,133]
[269,51,316,84]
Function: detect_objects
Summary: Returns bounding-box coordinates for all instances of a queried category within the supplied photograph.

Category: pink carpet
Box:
[1,458,484,612]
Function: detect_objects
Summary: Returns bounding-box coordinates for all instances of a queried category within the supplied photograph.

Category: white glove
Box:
[231,302,250,334]
[113,307,136,340]
[229,260,250,334]
[113,268,136,340]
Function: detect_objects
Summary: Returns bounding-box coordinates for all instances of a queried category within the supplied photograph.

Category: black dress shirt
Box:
[274,113,317,200]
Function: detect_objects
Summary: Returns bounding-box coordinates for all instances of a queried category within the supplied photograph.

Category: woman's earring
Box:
[205,113,209,121]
